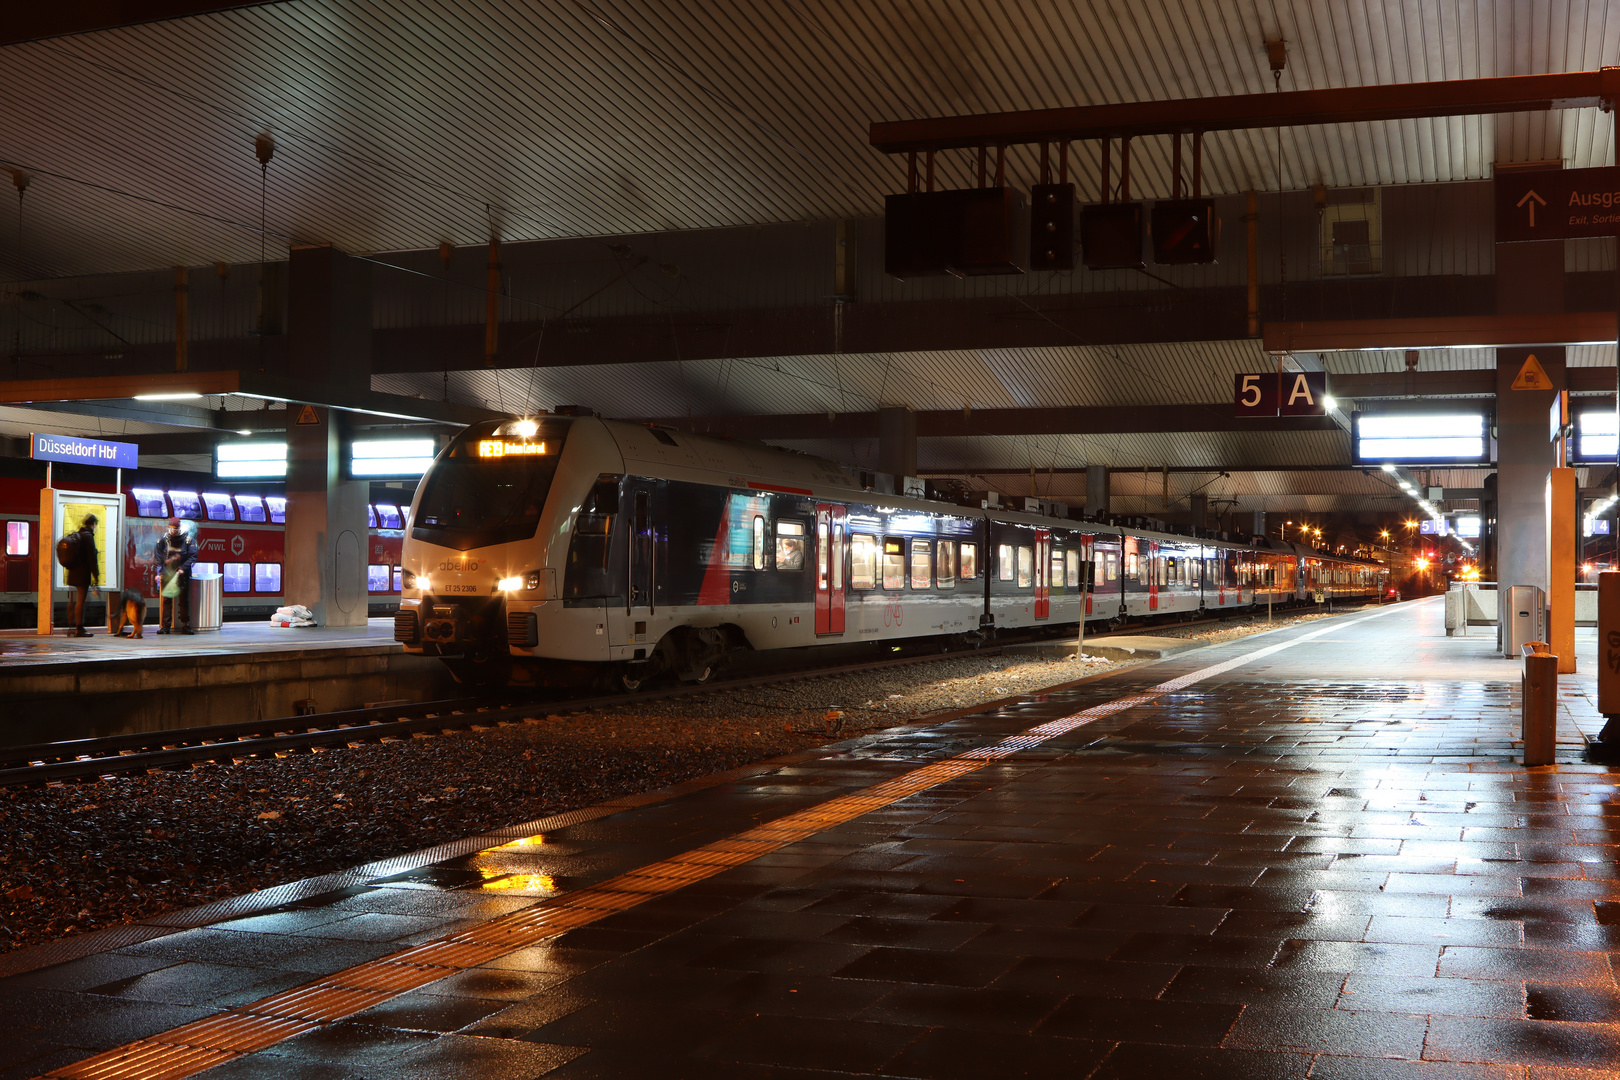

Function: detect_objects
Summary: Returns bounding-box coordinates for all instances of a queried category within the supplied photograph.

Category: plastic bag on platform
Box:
[269,604,316,628]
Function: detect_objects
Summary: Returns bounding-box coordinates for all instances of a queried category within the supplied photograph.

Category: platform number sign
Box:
[1234,371,1329,417]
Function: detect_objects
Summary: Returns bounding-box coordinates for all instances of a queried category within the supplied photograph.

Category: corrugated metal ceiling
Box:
[0,0,1615,279]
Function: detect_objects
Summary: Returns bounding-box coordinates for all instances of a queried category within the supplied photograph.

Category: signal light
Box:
[885,188,1028,278]
[1151,199,1219,264]
[1080,203,1143,270]
[1028,183,1076,271]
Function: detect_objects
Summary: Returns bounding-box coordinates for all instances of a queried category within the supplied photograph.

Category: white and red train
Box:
[395,414,1390,686]
[0,470,406,626]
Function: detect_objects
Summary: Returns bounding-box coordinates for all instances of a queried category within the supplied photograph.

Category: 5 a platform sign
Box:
[1234,371,1329,417]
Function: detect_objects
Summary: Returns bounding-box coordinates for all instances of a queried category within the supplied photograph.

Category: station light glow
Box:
[1355,413,1486,464]
[215,441,288,479]
[134,391,203,401]
[351,438,436,478]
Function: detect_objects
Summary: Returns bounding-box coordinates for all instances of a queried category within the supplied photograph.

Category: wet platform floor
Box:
[7,597,1620,1078]
[0,618,403,669]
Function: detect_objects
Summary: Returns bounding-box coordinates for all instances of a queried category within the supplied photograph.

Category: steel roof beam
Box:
[649,404,1340,441]
[1266,312,1618,353]
[871,69,1620,153]
[2,4,287,47]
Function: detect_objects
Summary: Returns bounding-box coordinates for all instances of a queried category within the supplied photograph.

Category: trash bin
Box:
[189,569,223,632]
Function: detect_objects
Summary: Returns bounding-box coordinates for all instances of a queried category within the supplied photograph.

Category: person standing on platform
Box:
[64,514,99,638]
[154,516,197,635]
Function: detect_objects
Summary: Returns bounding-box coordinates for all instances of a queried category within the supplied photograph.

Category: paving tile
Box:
[877,1027,1111,1079]
[1224,1004,1428,1058]
[857,983,1063,1033]
[1086,1043,1313,1080]
[1424,1016,1620,1067]
[1437,946,1614,985]
[832,946,1015,987]
[1339,974,1525,1018]
[349,991,513,1032]
[1161,964,1346,1009]
[693,1012,925,1072]
[519,1001,742,1053]
[1036,995,1242,1045]
[991,956,1180,998]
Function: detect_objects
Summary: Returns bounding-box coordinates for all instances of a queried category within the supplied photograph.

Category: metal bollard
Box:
[1521,641,1557,766]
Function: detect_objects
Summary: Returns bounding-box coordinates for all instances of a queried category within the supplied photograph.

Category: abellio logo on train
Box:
[439,559,478,571]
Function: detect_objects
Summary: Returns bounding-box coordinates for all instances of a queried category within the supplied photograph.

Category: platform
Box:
[7,597,1620,1078]
[0,620,453,743]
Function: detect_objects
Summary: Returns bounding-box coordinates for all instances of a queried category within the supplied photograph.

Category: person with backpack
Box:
[62,513,99,638]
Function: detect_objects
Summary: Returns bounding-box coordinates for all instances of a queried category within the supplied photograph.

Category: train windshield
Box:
[411,419,572,550]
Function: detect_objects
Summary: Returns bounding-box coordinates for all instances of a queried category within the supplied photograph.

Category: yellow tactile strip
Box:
[38,608,1398,1080]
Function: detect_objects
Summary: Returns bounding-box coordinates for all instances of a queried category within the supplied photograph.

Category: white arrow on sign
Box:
[1517,189,1546,227]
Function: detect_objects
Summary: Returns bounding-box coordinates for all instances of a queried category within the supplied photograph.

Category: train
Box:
[0,465,408,628]
[394,413,1391,687]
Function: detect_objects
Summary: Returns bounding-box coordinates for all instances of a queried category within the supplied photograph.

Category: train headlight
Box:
[498,576,523,592]
[524,571,542,591]
[402,570,427,591]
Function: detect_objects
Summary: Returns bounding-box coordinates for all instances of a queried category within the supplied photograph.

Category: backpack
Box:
[55,530,82,569]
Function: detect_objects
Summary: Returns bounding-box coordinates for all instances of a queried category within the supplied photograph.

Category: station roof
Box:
[2,2,1617,521]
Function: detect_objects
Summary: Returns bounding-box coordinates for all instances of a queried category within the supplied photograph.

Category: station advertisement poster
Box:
[51,492,122,592]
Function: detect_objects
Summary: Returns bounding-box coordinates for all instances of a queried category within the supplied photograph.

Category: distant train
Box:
[394,414,1390,687]
[0,470,407,627]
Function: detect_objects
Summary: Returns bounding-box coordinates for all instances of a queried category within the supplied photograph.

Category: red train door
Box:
[815,504,846,634]
[1082,534,1094,615]
[1148,540,1160,610]
[1034,529,1050,619]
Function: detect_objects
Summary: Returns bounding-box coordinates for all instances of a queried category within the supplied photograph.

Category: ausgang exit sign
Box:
[1496,166,1620,243]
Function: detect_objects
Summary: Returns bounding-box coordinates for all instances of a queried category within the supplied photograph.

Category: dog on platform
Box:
[110,589,148,639]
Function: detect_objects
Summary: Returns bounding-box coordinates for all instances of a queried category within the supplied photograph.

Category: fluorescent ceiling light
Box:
[134,392,203,401]
[216,441,288,479]
[351,438,436,478]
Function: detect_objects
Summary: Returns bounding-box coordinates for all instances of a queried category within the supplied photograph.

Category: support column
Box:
[1086,465,1109,519]
[284,245,371,627]
[877,406,916,494]
[1494,233,1566,654]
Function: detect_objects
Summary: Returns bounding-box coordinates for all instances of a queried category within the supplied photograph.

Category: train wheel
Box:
[618,667,646,693]
[686,663,715,685]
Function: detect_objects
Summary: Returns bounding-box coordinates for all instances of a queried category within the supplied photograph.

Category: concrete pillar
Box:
[1086,465,1109,519]
[1189,494,1207,531]
[285,245,371,627]
[877,407,916,494]
[1494,234,1566,650]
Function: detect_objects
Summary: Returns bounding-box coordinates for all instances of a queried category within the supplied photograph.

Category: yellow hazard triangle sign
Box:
[294,404,321,425]
[1511,354,1555,391]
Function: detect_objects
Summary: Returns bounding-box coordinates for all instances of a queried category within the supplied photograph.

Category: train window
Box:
[1125,552,1137,578]
[960,542,978,579]
[1017,546,1033,588]
[850,533,877,589]
[194,561,220,579]
[235,495,266,523]
[168,491,201,519]
[222,563,251,592]
[202,493,235,521]
[1066,550,1079,587]
[816,520,829,589]
[375,503,403,530]
[393,566,404,591]
[131,488,168,517]
[1052,552,1064,589]
[997,543,1014,582]
[910,540,932,589]
[752,516,766,570]
[5,521,27,556]
[367,505,379,528]
[882,539,905,589]
[265,496,287,524]
[776,520,805,571]
[254,562,282,593]
[937,540,956,589]
[368,565,392,592]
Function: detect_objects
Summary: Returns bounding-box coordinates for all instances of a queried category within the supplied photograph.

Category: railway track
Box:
[2,603,1361,788]
[0,641,1021,788]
